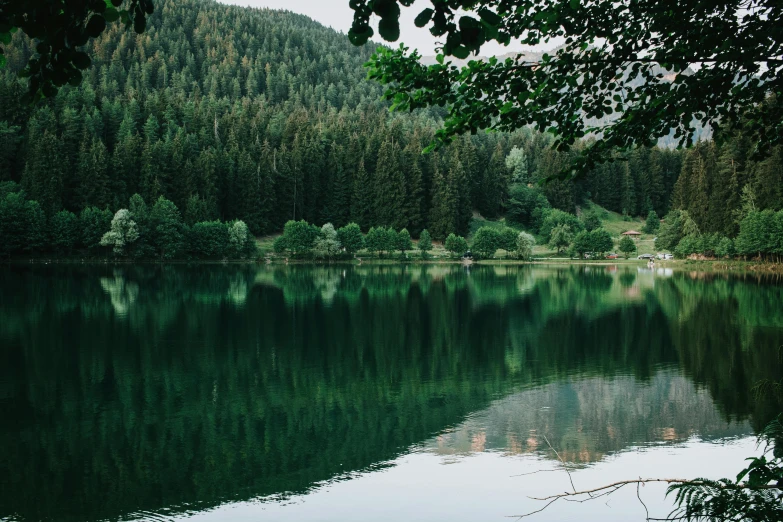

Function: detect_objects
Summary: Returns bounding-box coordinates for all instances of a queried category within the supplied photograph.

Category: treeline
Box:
[0,182,256,259]
[0,0,690,242]
[2,0,780,250]
[655,207,783,261]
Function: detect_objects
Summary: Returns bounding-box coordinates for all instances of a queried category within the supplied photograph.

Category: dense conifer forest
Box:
[0,0,781,259]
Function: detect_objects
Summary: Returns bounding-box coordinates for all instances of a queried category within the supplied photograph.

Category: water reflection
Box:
[0,264,780,522]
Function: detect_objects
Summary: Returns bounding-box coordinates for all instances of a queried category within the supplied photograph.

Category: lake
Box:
[1,264,781,522]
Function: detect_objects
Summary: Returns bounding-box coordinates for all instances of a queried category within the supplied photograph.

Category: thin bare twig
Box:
[510,469,561,477]
[541,433,577,494]
[506,497,561,520]
[530,478,780,501]
[637,479,650,521]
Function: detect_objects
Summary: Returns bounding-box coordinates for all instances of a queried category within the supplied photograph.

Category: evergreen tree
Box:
[373,138,407,230]
[418,229,432,258]
[149,196,185,259]
[643,210,660,234]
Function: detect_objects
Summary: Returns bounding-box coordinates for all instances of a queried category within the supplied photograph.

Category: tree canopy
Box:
[0,0,154,101]
[348,0,783,174]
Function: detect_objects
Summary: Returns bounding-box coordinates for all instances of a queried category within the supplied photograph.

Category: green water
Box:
[0,264,781,522]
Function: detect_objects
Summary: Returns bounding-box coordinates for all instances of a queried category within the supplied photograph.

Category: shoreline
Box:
[4,257,783,273]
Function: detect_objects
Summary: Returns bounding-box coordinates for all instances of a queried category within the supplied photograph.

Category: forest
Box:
[0,0,781,260]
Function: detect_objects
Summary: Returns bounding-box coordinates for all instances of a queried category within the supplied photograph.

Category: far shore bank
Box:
[4,257,783,273]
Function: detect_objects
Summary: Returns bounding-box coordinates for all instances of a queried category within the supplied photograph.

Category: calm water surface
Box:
[1,264,781,522]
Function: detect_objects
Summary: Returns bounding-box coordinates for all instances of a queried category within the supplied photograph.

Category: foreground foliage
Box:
[349,0,782,174]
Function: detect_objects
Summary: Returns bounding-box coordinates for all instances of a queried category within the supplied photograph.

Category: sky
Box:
[217,0,537,56]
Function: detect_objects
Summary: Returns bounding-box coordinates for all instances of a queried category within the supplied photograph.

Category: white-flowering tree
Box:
[505,147,528,184]
[515,231,536,261]
[228,220,250,258]
[313,223,342,259]
[100,209,139,256]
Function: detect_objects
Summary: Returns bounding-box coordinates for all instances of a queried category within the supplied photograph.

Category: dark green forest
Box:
[0,0,781,258]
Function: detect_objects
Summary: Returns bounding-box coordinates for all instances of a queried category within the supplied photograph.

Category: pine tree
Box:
[373,138,407,229]
[429,165,457,240]
[351,158,373,230]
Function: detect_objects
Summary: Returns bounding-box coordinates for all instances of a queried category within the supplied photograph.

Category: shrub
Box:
[618,235,636,258]
[418,229,432,257]
[506,185,551,228]
[313,223,342,259]
[548,223,573,254]
[50,210,80,255]
[445,233,468,257]
[589,228,614,256]
[515,231,535,260]
[582,211,601,231]
[190,221,230,259]
[337,223,365,254]
[396,228,413,254]
[100,209,140,256]
[643,210,660,234]
[277,220,319,257]
[499,227,519,254]
[471,227,500,258]
[539,208,583,241]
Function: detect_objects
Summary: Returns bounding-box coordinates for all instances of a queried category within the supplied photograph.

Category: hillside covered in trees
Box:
[0,0,781,258]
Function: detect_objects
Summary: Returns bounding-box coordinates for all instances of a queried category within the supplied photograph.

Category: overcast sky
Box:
[218,0,540,56]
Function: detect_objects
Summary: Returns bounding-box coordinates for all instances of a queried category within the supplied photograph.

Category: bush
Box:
[313,223,342,259]
[150,196,185,259]
[190,221,230,259]
[589,228,614,256]
[337,223,364,254]
[548,223,573,254]
[498,227,519,254]
[675,235,701,258]
[366,226,394,257]
[643,210,660,234]
[506,185,551,229]
[100,209,140,256]
[471,227,500,258]
[445,233,468,257]
[572,230,592,258]
[418,229,432,257]
[80,206,113,253]
[539,208,583,242]
[515,231,535,260]
[655,210,685,251]
[50,210,80,255]
[618,235,637,258]
[715,236,735,258]
[277,219,319,257]
[396,228,413,254]
[228,220,257,259]
[736,210,775,257]
[582,211,601,231]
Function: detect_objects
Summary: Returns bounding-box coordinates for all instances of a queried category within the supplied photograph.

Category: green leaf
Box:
[104,8,120,23]
[134,15,146,34]
[570,0,580,9]
[86,15,107,38]
[378,18,400,42]
[0,55,6,69]
[414,8,433,28]
[436,54,444,65]
[0,32,11,45]
[68,69,83,87]
[478,8,502,27]
[452,45,470,59]
[72,52,92,70]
